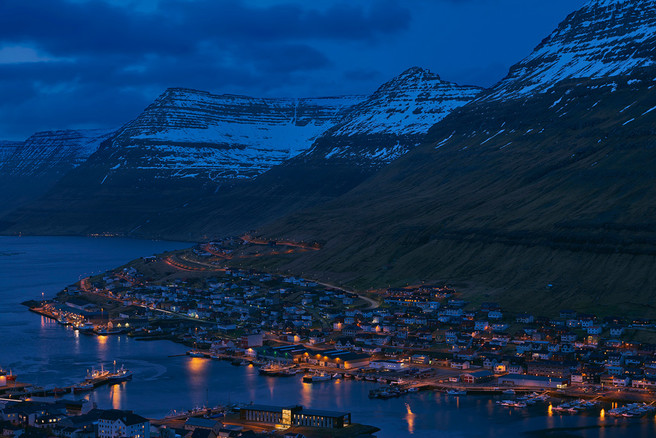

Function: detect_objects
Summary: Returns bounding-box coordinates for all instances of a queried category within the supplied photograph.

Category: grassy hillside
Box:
[234,72,656,317]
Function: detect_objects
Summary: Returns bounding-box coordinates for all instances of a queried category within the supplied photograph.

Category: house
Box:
[342,325,360,337]
[586,326,602,335]
[516,314,534,324]
[97,410,150,438]
[600,374,630,387]
[488,310,503,320]
[451,360,470,370]
[609,326,625,337]
[184,418,222,433]
[474,321,489,331]
[369,360,406,371]
[461,370,494,384]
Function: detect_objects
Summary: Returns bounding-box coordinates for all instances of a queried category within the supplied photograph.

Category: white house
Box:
[98,410,150,438]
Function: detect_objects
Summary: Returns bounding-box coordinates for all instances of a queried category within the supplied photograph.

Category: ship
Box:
[75,321,95,333]
[258,363,298,377]
[0,369,17,382]
[302,372,332,383]
[108,365,133,383]
[187,350,206,358]
[94,326,123,335]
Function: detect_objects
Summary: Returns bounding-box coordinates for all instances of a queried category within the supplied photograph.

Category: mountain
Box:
[301,67,482,166]
[486,0,656,100]
[0,90,362,238]
[0,129,114,176]
[119,67,484,240]
[0,129,114,217]
[1,68,482,240]
[101,88,364,182]
[238,0,656,317]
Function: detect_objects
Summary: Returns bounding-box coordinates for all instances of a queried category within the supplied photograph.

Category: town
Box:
[7,236,656,436]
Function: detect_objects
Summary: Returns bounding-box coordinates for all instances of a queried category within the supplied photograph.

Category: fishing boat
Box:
[108,365,133,383]
[446,389,466,396]
[496,400,527,408]
[258,363,298,377]
[187,350,206,358]
[87,366,110,380]
[76,322,95,333]
[94,326,123,335]
[302,372,332,383]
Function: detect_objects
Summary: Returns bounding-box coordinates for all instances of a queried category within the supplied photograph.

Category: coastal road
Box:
[311,279,380,310]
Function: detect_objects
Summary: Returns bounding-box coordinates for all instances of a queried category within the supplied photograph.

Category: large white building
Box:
[97,410,150,438]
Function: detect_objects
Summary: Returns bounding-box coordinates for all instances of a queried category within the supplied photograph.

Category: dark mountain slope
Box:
[0,69,481,240]
[0,129,114,218]
[240,0,656,316]
[249,72,656,316]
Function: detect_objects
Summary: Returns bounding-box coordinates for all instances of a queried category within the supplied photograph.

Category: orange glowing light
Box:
[405,403,415,434]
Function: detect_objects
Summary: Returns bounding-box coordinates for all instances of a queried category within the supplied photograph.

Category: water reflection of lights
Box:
[110,383,122,409]
[97,335,108,356]
[187,357,208,375]
[405,403,415,434]
[301,382,312,406]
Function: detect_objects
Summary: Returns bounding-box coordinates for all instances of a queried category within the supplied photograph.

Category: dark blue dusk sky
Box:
[0,0,586,140]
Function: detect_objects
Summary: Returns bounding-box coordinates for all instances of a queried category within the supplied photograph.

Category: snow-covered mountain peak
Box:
[0,129,115,177]
[101,88,366,181]
[303,67,483,165]
[331,67,483,138]
[486,0,656,100]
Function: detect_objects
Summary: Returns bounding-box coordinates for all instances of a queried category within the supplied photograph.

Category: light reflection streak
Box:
[405,403,415,434]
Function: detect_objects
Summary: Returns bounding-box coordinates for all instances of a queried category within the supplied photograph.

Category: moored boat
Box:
[187,350,206,358]
[258,363,298,377]
[108,365,133,383]
[302,372,332,383]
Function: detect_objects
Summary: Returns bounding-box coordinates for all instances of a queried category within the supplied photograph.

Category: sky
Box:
[0,0,586,140]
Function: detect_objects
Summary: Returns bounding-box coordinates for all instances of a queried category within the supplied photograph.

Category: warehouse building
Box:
[239,405,351,429]
[499,374,568,388]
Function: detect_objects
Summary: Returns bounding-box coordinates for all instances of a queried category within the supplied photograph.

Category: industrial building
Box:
[498,374,568,388]
[239,405,351,429]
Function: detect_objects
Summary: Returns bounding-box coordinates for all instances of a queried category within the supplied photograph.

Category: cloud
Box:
[0,0,410,58]
[0,0,586,139]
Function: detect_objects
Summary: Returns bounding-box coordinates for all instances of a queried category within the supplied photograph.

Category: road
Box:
[311,279,380,310]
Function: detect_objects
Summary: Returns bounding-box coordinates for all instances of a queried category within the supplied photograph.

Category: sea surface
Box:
[1,236,655,437]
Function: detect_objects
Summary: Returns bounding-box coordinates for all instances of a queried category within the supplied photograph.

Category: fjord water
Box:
[1,236,655,437]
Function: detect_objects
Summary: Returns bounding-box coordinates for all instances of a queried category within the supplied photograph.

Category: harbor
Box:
[0,363,132,399]
[3,236,656,437]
